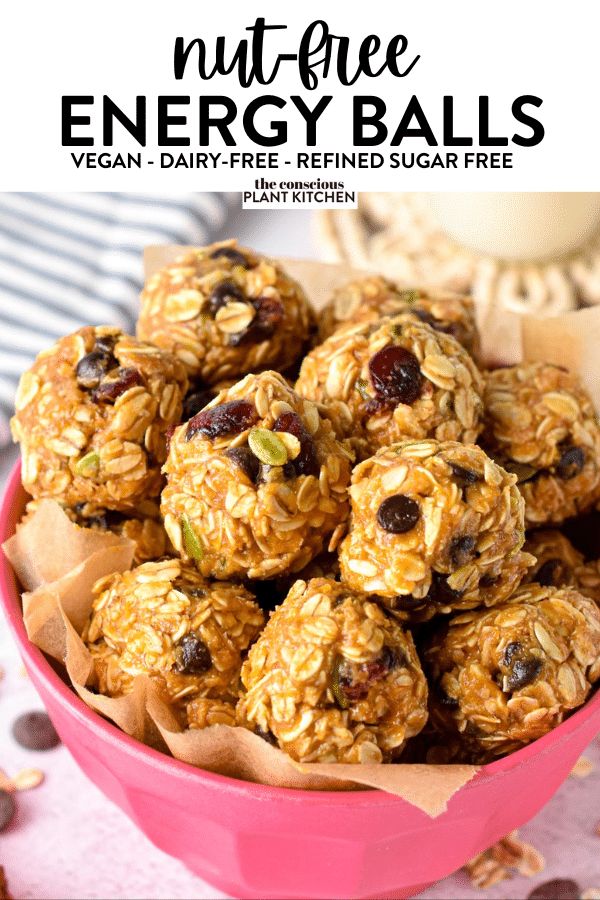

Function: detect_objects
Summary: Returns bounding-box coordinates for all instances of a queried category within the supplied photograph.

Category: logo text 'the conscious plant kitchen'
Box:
[60,18,545,152]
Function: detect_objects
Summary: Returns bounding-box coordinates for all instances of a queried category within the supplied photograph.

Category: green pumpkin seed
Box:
[330,657,349,709]
[74,450,99,477]
[181,514,204,561]
[355,377,371,400]
[248,428,288,466]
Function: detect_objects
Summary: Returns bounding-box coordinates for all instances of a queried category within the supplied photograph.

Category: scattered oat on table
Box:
[464,830,544,889]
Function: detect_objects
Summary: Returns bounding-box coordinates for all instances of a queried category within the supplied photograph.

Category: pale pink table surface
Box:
[2,212,600,899]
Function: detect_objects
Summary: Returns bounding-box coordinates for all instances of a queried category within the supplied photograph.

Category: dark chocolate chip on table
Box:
[527,879,580,900]
[0,791,15,832]
[12,711,60,751]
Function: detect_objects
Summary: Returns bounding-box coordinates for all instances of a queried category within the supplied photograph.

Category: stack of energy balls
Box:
[11,243,600,767]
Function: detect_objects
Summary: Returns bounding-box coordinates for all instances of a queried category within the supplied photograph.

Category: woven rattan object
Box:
[316,194,600,323]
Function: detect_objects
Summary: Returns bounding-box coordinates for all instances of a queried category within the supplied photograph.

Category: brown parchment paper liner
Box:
[14,249,594,817]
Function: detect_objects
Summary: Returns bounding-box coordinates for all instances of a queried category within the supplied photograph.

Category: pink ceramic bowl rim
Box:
[2,459,599,808]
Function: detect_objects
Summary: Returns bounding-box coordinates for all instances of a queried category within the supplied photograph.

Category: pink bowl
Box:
[2,461,600,899]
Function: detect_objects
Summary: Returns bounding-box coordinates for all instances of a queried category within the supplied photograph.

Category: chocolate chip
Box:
[390,594,427,611]
[450,534,476,566]
[94,334,117,354]
[427,571,462,605]
[377,495,420,533]
[91,367,144,403]
[226,446,260,483]
[506,657,542,691]
[527,879,580,900]
[448,462,481,488]
[435,684,459,708]
[0,791,15,832]
[12,711,60,750]
[536,558,569,587]
[208,280,245,315]
[75,350,114,390]
[368,345,423,405]
[186,399,258,440]
[173,633,212,675]
[209,246,250,267]
[556,445,585,480]
[256,461,296,484]
[182,387,217,421]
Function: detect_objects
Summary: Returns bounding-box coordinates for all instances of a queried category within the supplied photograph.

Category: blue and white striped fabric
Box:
[0,192,233,446]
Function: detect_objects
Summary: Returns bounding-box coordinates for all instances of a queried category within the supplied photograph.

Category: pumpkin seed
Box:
[181,514,204,561]
[248,428,288,466]
[74,450,99,477]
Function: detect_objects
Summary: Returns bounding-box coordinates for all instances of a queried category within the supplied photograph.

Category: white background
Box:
[0,0,598,191]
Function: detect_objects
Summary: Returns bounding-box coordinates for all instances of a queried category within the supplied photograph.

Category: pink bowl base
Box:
[2,461,600,899]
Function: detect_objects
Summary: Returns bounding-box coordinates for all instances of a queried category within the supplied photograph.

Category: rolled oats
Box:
[137,241,314,384]
[83,558,264,728]
[482,363,600,525]
[237,578,428,763]
[296,313,484,461]
[339,440,533,617]
[424,583,600,760]
[161,371,352,580]
[10,326,188,511]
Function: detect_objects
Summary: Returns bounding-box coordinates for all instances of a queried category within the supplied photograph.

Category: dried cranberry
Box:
[506,657,542,691]
[448,462,481,487]
[368,345,423,405]
[173,633,212,675]
[186,400,258,441]
[536,558,568,587]
[226,446,260,483]
[377,495,420,534]
[210,246,250,267]
[450,534,476,567]
[92,367,144,403]
[208,280,245,315]
[228,296,284,346]
[365,645,402,680]
[272,411,319,477]
[165,424,177,453]
[182,387,217,421]
[76,350,114,390]
[556,445,585,480]
[94,334,117,354]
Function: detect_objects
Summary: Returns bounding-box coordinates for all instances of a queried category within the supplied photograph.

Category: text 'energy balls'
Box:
[137,241,313,384]
[237,578,428,763]
[11,326,188,511]
[296,313,484,461]
[339,440,533,618]
[83,558,264,730]
[482,362,600,526]
[318,275,481,360]
[161,371,353,580]
[424,584,600,760]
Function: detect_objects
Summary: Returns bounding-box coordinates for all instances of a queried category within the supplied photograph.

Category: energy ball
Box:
[84,558,264,729]
[162,371,353,580]
[237,578,428,763]
[482,363,600,526]
[11,326,188,511]
[318,276,480,359]
[339,440,533,618]
[137,241,313,384]
[424,583,600,760]
[296,313,484,461]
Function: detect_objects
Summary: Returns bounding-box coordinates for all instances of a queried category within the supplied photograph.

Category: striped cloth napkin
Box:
[0,192,233,446]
